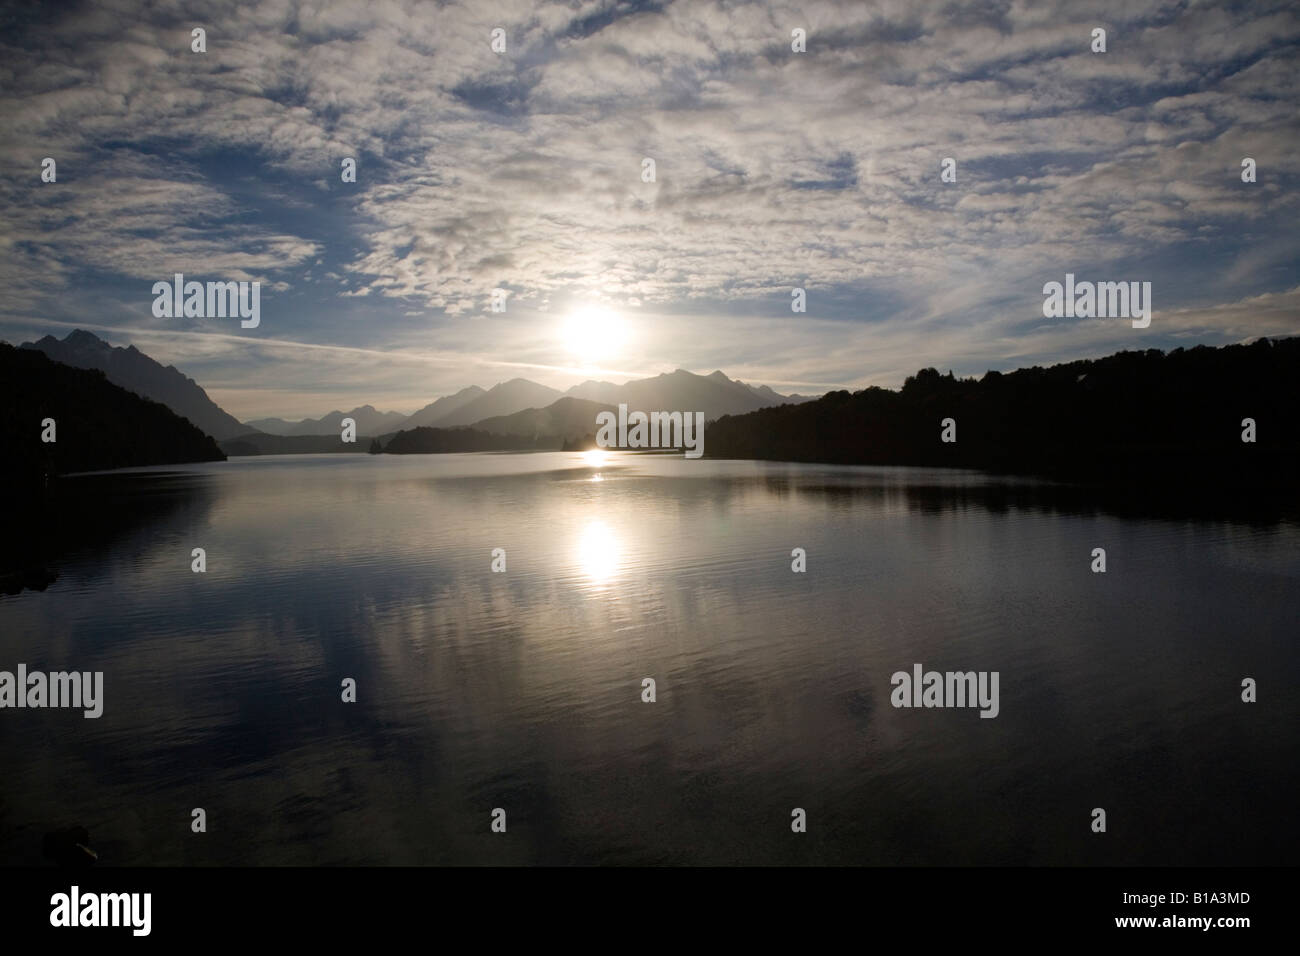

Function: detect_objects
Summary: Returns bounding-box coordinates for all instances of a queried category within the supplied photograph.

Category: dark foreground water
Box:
[1,452,1297,865]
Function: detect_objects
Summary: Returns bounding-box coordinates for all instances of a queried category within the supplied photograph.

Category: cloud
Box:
[0,0,1296,413]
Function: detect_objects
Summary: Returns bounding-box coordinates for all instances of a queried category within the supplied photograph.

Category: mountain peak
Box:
[64,329,108,348]
[20,329,247,440]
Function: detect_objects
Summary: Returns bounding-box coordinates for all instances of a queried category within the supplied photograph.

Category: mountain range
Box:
[565,369,814,421]
[398,385,487,428]
[404,379,565,428]
[471,396,615,439]
[246,405,408,436]
[18,330,820,450]
[8,329,1295,496]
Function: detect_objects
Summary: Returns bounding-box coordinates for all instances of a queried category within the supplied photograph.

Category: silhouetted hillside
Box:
[705,339,1300,489]
[400,385,487,428]
[473,396,616,439]
[21,329,249,440]
[382,426,556,454]
[0,342,225,492]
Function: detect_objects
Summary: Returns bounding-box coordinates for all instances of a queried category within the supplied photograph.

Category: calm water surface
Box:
[2,452,1297,865]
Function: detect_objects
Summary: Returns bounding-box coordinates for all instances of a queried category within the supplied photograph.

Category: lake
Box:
[1,451,1297,865]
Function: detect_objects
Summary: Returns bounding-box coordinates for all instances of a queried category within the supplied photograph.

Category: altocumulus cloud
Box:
[0,0,1297,411]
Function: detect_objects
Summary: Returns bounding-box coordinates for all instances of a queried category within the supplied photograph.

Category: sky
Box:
[1,0,1297,420]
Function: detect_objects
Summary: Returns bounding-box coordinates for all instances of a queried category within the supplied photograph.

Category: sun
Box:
[562,306,627,365]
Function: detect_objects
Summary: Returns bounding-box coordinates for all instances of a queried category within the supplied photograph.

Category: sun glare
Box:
[563,306,627,365]
[577,520,622,585]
